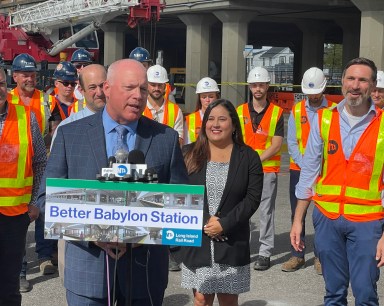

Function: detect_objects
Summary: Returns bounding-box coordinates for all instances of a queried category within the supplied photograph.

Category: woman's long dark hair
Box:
[184,99,244,174]
[194,92,221,112]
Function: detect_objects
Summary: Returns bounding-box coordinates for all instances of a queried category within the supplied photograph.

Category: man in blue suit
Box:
[36,59,188,306]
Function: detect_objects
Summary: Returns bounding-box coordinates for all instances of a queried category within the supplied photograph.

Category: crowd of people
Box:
[1,46,384,306]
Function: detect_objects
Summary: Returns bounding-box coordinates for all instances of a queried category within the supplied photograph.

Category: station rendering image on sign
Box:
[44,178,204,247]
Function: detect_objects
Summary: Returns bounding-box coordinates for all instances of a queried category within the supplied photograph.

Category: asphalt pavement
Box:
[21,152,384,306]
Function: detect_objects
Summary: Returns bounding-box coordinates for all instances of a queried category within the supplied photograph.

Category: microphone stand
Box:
[125,243,132,306]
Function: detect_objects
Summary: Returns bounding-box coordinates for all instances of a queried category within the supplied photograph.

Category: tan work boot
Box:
[281,256,305,272]
[39,259,57,275]
[314,257,322,275]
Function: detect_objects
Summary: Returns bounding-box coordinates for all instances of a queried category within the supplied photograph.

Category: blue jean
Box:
[289,169,315,258]
[0,212,30,306]
[313,206,382,306]
[35,213,57,260]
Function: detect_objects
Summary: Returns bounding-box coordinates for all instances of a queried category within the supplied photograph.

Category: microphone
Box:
[115,149,129,164]
[128,150,145,164]
[108,156,116,167]
[97,149,157,182]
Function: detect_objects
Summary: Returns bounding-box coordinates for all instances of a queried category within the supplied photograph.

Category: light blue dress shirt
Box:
[295,99,379,200]
[102,108,138,158]
[287,97,331,169]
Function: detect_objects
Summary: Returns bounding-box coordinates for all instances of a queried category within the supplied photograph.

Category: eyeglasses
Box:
[58,80,76,87]
[74,63,90,69]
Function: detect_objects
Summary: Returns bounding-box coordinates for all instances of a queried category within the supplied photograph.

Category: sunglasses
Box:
[58,80,76,87]
[74,63,90,69]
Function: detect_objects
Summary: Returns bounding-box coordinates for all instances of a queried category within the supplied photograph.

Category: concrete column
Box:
[359,11,384,68]
[102,23,125,66]
[336,19,360,67]
[296,21,327,75]
[214,11,251,105]
[179,14,215,113]
[351,0,384,68]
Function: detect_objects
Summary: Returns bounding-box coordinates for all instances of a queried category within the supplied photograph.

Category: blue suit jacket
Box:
[37,111,188,300]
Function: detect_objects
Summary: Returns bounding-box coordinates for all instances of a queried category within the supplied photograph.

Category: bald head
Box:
[103,59,148,124]
[107,59,147,85]
[78,64,107,113]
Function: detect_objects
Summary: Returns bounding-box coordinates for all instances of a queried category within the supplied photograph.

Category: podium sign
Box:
[44,178,205,247]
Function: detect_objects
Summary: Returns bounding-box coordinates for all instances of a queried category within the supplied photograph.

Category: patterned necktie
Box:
[113,125,129,155]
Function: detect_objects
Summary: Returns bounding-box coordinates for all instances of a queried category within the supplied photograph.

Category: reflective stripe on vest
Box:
[0,104,33,213]
[9,88,52,136]
[237,102,283,172]
[70,99,86,114]
[313,107,384,221]
[143,100,179,128]
[289,100,336,170]
[185,111,202,143]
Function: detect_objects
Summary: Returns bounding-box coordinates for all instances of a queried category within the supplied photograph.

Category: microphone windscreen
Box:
[108,156,116,167]
[128,150,145,164]
[115,149,129,163]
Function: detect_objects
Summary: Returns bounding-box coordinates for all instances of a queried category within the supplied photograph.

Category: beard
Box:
[22,83,35,93]
[346,96,364,107]
[343,88,370,108]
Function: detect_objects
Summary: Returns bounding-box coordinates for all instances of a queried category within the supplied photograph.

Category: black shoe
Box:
[254,255,270,271]
[19,276,31,293]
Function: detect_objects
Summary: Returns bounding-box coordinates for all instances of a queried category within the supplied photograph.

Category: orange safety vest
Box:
[9,88,52,136]
[50,96,78,120]
[0,103,33,216]
[312,107,384,222]
[290,99,335,170]
[70,99,86,114]
[143,100,180,128]
[164,83,172,102]
[185,111,202,143]
[237,102,283,173]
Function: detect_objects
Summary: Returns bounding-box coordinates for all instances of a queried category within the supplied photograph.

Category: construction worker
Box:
[129,46,153,70]
[70,48,93,102]
[8,53,57,292]
[291,57,384,305]
[282,67,335,274]
[9,53,56,145]
[145,64,183,144]
[129,46,176,103]
[371,70,384,108]
[50,61,78,124]
[237,66,284,271]
[184,77,220,144]
[0,66,47,305]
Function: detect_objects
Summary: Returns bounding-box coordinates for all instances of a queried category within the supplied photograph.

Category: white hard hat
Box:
[301,67,327,95]
[247,67,270,83]
[376,70,384,89]
[147,64,169,83]
[196,77,220,94]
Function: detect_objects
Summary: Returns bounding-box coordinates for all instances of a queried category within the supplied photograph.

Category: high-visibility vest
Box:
[70,99,86,114]
[164,83,172,102]
[9,88,52,136]
[143,100,180,128]
[50,96,78,120]
[312,107,384,222]
[185,111,202,143]
[237,102,283,173]
[0,103,33,216]
[290,99,335,170]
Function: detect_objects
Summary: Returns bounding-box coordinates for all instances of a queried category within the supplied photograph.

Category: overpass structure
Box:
[1,0,383,110]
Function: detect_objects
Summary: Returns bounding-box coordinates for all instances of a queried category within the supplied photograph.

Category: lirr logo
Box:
[117,165,128,176]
